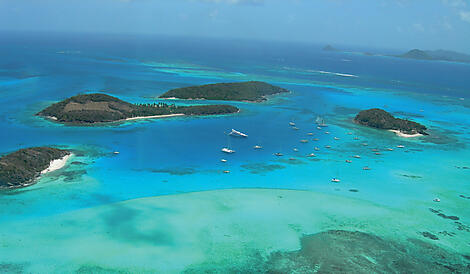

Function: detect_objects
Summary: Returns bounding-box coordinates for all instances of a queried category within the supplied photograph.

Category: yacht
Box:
[363,166,371,170]
[353,155,361,158]
[325,145,331,149]
[433,198,441,202]
[307,132,314,136]
[289,157,296,161]
[300,139,309,143]
[372,149,379,152]
[317,126,322,130]
[229,129,248,137]
[223,170,231,174]
[220,159,227,163]
[313,138,319,141]
[307,153,316,157]
[347,132,353,135]
[375,152,382,155]
[331,178,341,183]
[221,147,235,154]
[325,131,330,134]
[289,122,296,126]
[253,145,262,149]
[397,145,405,148]
[274,152,283,156]
[314,147,320,151]
[113,151,120,155]
[345,160,352,163]
[362,143,368,146]
[386,148,394,151]
[334,137,340,140]
[315,116,328,127]
[293,148,299,152]
[354,137,360,140]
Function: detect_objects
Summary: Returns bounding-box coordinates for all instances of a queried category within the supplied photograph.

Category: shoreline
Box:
[124,113,185,121]
[389,130,423,138]
[41,153,73,175]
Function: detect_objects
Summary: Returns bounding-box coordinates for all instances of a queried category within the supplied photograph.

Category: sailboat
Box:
[229,129,248,137]
[315,116,328,127]
[221,148,235,154]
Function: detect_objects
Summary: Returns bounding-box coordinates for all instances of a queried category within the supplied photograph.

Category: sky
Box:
[0,0,469,53]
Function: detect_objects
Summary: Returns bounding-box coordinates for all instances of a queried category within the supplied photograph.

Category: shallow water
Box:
[1,33,469,272]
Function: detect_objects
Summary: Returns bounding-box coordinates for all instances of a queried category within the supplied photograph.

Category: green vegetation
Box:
[0,147,70,189]
[354,108,428,135]
[159,81,289,102]
[37,93,239,124]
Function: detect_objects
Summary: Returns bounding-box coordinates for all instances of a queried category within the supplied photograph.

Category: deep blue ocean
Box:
[1,32,469,272]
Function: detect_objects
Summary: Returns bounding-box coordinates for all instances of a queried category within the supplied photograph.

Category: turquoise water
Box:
[1,33,470,272]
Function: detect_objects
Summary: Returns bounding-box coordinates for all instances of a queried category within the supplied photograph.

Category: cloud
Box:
[441,0,467,8]
[460,10,470,22]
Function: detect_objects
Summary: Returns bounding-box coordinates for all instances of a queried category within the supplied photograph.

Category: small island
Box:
[398,49,470,63]
[354,108,428,137]
[159,81,289,102]
[323,45,339,52]
[0,147,71,189]
[37,93,239,124]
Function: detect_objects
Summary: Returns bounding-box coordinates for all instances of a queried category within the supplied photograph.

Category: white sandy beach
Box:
[41,154,72,174]
[124,113,185,121]
[389,130,423,138]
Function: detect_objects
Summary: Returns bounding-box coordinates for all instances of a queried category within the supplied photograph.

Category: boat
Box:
[300,139,309,143]
[315,116,328,127]
[292,127,299,130]
[274,152,283,156]
[307,153,316,157]
[354,137,360,140]
[289,157,296,161]
[347,132,353,135]
[433,198,441,202]
[253,145,262,149]
[313,138,319,141]
[362,143,368,146]
[293,148,299,152]
[375,152,382,155]
[353,155,361,158]
[307,132,314,136]
[289,122,296,126]
[387,148,394,151]
[345,160,352,163]
[331,178,341,183]
[325,131,330,134]
[317,126,322,130]
[397,145,405,148]
[221,159,227,163]
[223,170,230,174]
[372,149,379,152]
[229,129,248,137]
[363,166,371,170]
[113,151,120,155]
[334,137,340,140]
[325,145,331,149]
[221,147,235,154]
[314,147,320,151]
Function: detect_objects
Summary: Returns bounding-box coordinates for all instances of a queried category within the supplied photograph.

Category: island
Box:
[0,147,71,189]
[323,45,339,52]
[397,49,470,63]
[354,108,428,137]
[159,81,289,102]
[37,93,239,124]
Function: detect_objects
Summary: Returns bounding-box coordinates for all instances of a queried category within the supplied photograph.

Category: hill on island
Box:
[159,81,289,102]
[37,93,239,124]
[0,147,70,189]
[399,49,470,63]
[354,108,428,135]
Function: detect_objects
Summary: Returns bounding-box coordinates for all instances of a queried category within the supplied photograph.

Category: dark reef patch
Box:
[76,264,131,273]
[400,174,422,179]
[429,208,460,221]
[184,230,470,273]
[455,222,470,232]
[349,189,359,192]
[241,163,286,174]
[59,169,88,182]
[71,161,87,166]
[0,263,25,273]
[133,167,197,176]
[421,231,439,240]
[460,194,470,200]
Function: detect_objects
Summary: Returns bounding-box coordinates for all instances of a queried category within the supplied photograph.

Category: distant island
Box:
[397,49,470,63]
[0,147,71,189]
[354,108,428,137]
[37,93,239,124]
[159,81,289,102]
[323,45,339,52]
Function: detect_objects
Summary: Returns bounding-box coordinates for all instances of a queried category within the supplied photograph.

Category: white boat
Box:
[345,160,352,163]
[223,170,230,174]
[274,152,283,156]
[314,147,320,151]
[221,159,227,163]
[253,145,262,149]
[397,145,405,148]
[353,155,361,158]
[313,138,319,141]
[300,139,309,143]
[307,153,316,157]
[334,137,340,140]
[221,148,235,154]
[229,129,248,137]
[433,198,441,202]
[307,132,314,136]
[289,122,296,126]
[387,148,394,151]
[363,166,371,170]
[293,148,299,152]
[292,127,299,130]
[113,151,120,155]
[317,126,322,130]
[325,145,331,149]
[331,178,341,183]
[316,116,328,127]
[362,143,368,146]
[325,131,330,134]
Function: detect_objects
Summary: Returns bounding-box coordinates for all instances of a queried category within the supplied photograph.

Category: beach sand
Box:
[389,129,423,138]
[41,154,72,174]
[124,113,185,121]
